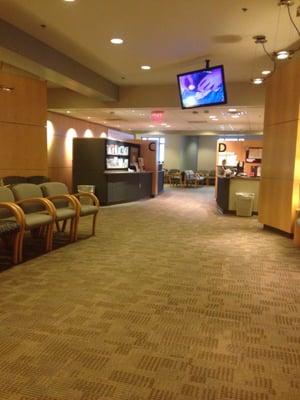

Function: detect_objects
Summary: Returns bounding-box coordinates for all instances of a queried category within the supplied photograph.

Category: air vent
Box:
[187,120,207,124]
[106,118,128,122]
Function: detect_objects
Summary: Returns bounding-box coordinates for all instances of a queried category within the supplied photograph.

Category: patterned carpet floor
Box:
[0,187,299,400]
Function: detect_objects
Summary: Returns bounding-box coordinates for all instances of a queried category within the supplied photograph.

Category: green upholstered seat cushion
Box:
[55,208,76,221]
[80,205,99,217]
[24,213,53,229]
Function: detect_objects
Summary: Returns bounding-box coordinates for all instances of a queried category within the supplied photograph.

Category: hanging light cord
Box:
[262,42,277,71]
[287,5,300,37]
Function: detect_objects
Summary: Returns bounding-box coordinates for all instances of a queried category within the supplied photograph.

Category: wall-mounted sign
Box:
[148,142,156,151]
[218,143,227,152]
[246,147,263,163]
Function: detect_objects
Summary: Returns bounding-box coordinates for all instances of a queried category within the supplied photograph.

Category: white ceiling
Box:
[1,0,299,86]
[49,106,264,133]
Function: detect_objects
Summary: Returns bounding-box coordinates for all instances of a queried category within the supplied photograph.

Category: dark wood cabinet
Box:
[73,138,153,205]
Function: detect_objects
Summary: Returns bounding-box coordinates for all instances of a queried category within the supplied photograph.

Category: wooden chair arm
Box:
[16,198,56,219]
[0,202,25,227]
[73,192,100,207]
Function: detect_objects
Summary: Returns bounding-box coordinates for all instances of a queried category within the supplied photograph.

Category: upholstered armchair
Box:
[40,182,79,242]
[72,190,100,241]
[11,184,56,262]
[0,187,24,264]
[168,169,182,187]
[183,170,205,187]
[40,182,100,241]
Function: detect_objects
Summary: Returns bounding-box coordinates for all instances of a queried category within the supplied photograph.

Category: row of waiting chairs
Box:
[165,169,216,187]
[0,182,100,264]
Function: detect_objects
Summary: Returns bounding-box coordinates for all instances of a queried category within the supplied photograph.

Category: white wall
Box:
[197,136,217,171]
[164,134,184,170]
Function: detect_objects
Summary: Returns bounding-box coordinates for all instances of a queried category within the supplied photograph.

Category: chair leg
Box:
[92,212,98,236]
[73,216,80,241]
[61,220,67,233]
[18,230,25,263]
[46,223,54,252]
[12,233,20,265]
[55,221,61,232]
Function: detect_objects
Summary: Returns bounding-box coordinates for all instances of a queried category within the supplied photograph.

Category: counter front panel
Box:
[217,176,260,213]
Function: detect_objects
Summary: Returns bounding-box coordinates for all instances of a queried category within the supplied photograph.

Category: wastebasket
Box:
[235,192,255,217]
[77,185,95,205]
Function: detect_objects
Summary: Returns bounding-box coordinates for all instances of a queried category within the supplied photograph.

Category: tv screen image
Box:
[177,65,227,109]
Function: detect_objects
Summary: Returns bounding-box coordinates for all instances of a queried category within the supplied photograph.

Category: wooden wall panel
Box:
[264,60,300,127]
[0,123,47,172]
[0,71,48,179]
[0,71,47,126]
[259,59,300,234]
[261,121,298,180]
[259,178,294,233]
[47,112,108,190]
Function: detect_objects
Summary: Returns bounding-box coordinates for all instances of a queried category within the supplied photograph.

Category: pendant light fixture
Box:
[250,1,300,85]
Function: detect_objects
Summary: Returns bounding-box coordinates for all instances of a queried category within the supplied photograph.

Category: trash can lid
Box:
[235,192,255,197]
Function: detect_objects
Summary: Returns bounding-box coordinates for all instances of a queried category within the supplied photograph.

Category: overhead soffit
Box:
[0,0,299,86]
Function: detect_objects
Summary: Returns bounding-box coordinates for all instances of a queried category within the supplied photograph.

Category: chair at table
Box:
[183,170,204,187]
[168,169,182,187]
[40,182,79,242]
[0,187,24,264]
[11,184,56,262]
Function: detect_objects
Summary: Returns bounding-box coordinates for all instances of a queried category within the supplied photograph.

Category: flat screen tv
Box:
[177,65,227,109]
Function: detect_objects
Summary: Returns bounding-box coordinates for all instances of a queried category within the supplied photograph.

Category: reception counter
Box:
[104,171,152,205]
[217,176,260,213]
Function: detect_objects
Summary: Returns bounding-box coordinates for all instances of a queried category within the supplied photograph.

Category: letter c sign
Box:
[148,142,156,151]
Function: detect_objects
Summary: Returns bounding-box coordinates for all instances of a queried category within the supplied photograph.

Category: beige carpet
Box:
[0,187,299,400]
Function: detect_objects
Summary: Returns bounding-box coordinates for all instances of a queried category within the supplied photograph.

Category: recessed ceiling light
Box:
[262,70,271,76]
[231,115,240,119]
[64,0,76,2]
[166,125,171,128]
[131,110,135,113]
[0,85,14,92]
[275,50,290,60]
[110,38,124,45]
[141,65,151,70]
[209,115,217,119]
[87,116,91,120]
[66,110,71,114]
[251,78,263,85]
[149,125,154,128]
